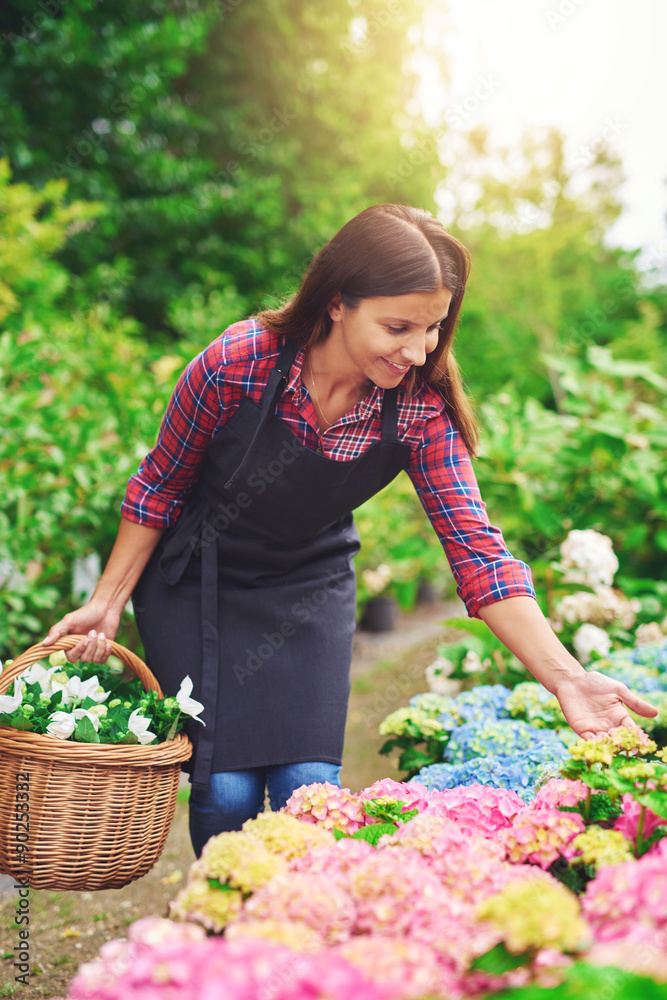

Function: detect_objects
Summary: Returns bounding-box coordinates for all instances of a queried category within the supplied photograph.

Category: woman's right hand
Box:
[42,600,122,663]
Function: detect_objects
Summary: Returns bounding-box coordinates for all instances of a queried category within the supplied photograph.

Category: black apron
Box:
[133,339,412,790]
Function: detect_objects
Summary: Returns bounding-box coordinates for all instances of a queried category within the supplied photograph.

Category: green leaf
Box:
[397,747,440,773]
[350,823,398,845]
[74,716,100,743]
[635,789,667,820]
[470,941,532,974]
[332,828,348,841]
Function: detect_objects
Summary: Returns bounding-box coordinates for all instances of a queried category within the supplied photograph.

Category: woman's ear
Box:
[326,291,343,323]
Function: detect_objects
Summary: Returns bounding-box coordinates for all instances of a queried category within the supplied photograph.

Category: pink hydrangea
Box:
[233,871,356,944]
[283,782,368,834]
[289,838,376,882]
[613,793,667,847]
[358,779,434,814]
[530,778,589,811]
[587,927,667,982]
[418,784,524,837]
[70,929,386,1000]
[501,807,586,869]
[333,934,453,1000]
[582,838,667,941]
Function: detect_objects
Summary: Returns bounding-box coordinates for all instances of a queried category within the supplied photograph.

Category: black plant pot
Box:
[416,579,440,603]
[361,596,397,632]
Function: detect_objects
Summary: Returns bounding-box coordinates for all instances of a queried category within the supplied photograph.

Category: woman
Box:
[44,204,656,857]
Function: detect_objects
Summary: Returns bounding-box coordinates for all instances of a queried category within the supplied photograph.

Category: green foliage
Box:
[471,941,531,975]
[474,346,667,583]
[495,962,667,999]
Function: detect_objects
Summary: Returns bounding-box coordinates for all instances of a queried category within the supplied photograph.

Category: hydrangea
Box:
[530,777,589,811]
[552,587,638,631]
[414,744,569,803]
[613,793,667,847]
[443,719,567,764]
[246,808,336,857]
[477,878,589,954]
[378,706,445,739]
[168,877,243,933]
[70,924,384,1000]
[381,811,505,861]
[450,684,512,719]
[559,528,619,588]
[582,838,667,941]
[505,682,567,729]
[224,917,325,953]
[417,784,524,837]
[501,807,586,868]
[573,623,612,665]
[333,934,450,1000]
[234,871,356,944]
[590,663,665,695]
[289,838,376,882]
[358,778,433,814]
[190,830,287,893]
[626,637,667,670]
[570,826,634,871]
[282,782,367,835]
[408,691,456,716]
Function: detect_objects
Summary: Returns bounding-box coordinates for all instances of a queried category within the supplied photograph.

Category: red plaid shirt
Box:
[122,320,535,618]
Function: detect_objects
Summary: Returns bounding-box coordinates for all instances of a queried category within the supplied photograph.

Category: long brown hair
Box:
[256,204,479,454]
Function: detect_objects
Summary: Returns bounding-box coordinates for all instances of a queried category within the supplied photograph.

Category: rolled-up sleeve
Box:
[121,342,224,527]
[407,406,536,618]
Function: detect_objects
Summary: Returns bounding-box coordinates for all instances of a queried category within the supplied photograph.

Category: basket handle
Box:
[0,636,164,698]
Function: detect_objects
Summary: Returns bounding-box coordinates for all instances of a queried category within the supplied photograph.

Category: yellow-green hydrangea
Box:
[570,825,634,871]
[476,878,589,955]
[378,707,445,739]
[568,736,616,767]
[225,918,324,953]
[242,810,334,860]
[168,877,243,933]
[191,830,288,893]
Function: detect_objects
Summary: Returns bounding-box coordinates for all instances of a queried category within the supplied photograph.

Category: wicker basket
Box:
[0,636,192,891]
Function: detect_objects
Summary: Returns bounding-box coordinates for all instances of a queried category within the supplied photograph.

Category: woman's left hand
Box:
[554,670,658,740]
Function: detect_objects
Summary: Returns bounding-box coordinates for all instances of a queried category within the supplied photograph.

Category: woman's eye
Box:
[387,325,408,334]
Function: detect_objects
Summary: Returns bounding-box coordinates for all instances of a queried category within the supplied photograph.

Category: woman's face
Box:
[327,289,453,388]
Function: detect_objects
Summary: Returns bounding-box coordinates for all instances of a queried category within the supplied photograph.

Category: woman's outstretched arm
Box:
[478,595,658,738]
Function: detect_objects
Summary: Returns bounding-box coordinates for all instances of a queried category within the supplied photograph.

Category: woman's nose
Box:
[400,334,428,367]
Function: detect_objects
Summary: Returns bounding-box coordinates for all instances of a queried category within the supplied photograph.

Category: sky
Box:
[412,0,667,272]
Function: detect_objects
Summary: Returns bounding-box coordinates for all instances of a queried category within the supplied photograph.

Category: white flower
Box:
[175,676,205,725]
[635,622,664,646]
[559,529,619,588]
[48,651,68,668]
[462,650,484,674]
[58,674,110,707]
[551,586,637,631]
[572,623,612,665]
[361,563,392,596]
[21,662,63,694]
[127,709,157,745]
[46,707,102,739]
[425,656,457,695]
[0,678,25,714]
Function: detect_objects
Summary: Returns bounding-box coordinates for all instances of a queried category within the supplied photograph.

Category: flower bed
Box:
[64,725,667,1000]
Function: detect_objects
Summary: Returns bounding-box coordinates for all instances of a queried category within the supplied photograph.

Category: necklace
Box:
[307,352,333,432]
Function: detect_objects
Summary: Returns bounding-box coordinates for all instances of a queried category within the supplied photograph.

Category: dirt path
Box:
[0,597,462,999]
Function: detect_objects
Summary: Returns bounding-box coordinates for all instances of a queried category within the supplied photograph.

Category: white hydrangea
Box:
[425,656,461,696]
[635,622,664,646]
[572,623,612,665]
[552,586,638,631]
[361,563,392,596]
[559,529,619,588]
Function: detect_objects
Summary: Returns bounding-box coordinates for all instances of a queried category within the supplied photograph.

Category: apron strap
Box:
[380,387,400,443]
[224,339,300,491]
[191,532,220,790]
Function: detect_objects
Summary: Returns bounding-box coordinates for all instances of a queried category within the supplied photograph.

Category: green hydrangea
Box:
[409,692,456,717]
[242,811,334,860]
[192,830,287,893]
[378,707,445,739]
[506,682,566,729]
[169,878,243,933]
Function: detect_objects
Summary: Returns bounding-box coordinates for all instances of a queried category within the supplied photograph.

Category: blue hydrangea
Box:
[437,703,499,733]
[455,684,513,718]
[443,718,567,764]
[411,744,569,803]
[596,664,666,694]
[627,639,667,672]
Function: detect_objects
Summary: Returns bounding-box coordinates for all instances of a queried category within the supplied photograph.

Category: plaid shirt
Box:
[122,320,535,618]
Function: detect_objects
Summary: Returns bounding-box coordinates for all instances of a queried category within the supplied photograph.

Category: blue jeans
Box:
[188,761,341,857]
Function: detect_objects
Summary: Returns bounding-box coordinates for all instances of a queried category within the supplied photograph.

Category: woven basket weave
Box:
[0,636,192,891]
